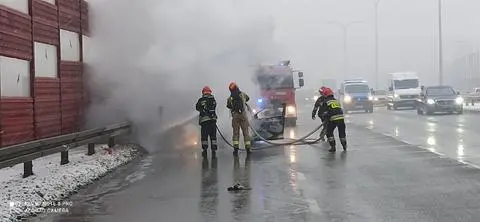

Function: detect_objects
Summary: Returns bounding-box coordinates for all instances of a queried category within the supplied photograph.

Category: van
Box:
[386,72,420,110]
[339,79,374,113]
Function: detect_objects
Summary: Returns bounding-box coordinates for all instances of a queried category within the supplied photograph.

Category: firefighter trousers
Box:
[232,112,251,150]
[201,121,217,151]
[320,123,327,139]
[326,119,347,148]
[319,116,327,139]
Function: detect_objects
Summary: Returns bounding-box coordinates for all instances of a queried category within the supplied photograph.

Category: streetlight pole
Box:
[327,21,364,80]
[342,25,348,80]
[374,0,381,89]
[438,0,444,85]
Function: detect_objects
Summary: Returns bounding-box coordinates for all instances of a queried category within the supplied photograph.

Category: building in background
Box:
[0,0,90,147]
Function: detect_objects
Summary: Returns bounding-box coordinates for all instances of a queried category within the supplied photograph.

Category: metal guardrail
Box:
[0,121,131,178]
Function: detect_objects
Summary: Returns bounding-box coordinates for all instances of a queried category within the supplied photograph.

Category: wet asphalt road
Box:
[33,108,480,222]
[346,107,480,166]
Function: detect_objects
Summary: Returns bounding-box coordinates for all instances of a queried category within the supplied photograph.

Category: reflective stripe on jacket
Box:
[196,94,217,124]
[322,96,344,121]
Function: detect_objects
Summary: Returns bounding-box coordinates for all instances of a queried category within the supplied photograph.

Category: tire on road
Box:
[417,108,423,115]
[365,107,374,113]
[425,108,433,115]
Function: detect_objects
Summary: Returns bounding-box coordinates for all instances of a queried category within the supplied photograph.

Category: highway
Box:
[33,106,480,222]
[348,107,480,166]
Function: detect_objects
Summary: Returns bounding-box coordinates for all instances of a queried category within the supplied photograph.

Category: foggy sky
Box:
[269,0,480,88]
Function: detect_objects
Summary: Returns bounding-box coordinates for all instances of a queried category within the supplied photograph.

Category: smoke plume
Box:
[83,0,283,152]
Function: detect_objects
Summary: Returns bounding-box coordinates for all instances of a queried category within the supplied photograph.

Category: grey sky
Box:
[269,0,480,87]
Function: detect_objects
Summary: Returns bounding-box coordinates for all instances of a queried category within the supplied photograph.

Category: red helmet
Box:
[229,82,238,91]
[202,86,212,94]
[319,86,327,95]
[322,87,334,97]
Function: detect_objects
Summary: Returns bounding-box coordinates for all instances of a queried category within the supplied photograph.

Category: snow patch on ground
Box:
[0,144,141,222]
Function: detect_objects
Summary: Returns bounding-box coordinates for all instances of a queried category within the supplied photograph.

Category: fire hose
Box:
[216,103,327,151]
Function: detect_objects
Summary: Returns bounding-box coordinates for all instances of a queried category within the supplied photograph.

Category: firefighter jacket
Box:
[312,96,327,118]
[320,96,344,121]
[196,94,217,125]
[227,91,250,114]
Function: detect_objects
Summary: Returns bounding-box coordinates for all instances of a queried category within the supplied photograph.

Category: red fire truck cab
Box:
[254,60,304,126]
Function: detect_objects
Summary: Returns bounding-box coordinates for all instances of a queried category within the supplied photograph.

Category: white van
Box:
[386,72,420,110]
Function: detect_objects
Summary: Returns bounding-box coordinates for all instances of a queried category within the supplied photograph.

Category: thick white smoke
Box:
[83,0,284,151]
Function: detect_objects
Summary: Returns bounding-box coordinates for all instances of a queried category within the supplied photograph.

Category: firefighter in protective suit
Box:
[226,82,251,156]
[196,86,218,158]
[312,87,328,141]
[319,87,347,152]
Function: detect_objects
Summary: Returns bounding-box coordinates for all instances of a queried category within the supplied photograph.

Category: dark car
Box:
[416,86,464,115]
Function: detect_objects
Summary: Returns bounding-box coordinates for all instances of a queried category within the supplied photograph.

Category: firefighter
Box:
[312,87,327,141]
[319,87,347,152]
[196,86,218,158]
[226,82,251,156]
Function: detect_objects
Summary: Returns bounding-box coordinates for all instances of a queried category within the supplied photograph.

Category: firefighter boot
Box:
[211,150,217,159]
[340,138,347,151]
[201,141,209,158]
[233,146,239,156]
[211,141,218,158]
[202,149,208,158]
[245,141,252,155]
[327,137,336,152]
[233,140,240,156]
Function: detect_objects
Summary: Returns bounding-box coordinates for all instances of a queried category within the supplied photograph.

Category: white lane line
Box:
[296,172,322,214]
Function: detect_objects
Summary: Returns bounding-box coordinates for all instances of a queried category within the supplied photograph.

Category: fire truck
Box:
[253,60,304,126]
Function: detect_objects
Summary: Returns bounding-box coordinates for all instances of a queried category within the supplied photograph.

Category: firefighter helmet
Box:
[319,86,327,95]
[318,86,327,96]
[229,82,238,91]
[322,87,334,97]
[202,86,212,95]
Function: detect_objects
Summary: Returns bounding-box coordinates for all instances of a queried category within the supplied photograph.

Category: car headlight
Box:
[368,96,374,101]
[427,99,435,104]
[344,95,352,103]
[456,97,464,104]
[374,97,379,101]
[286,105,296,115]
